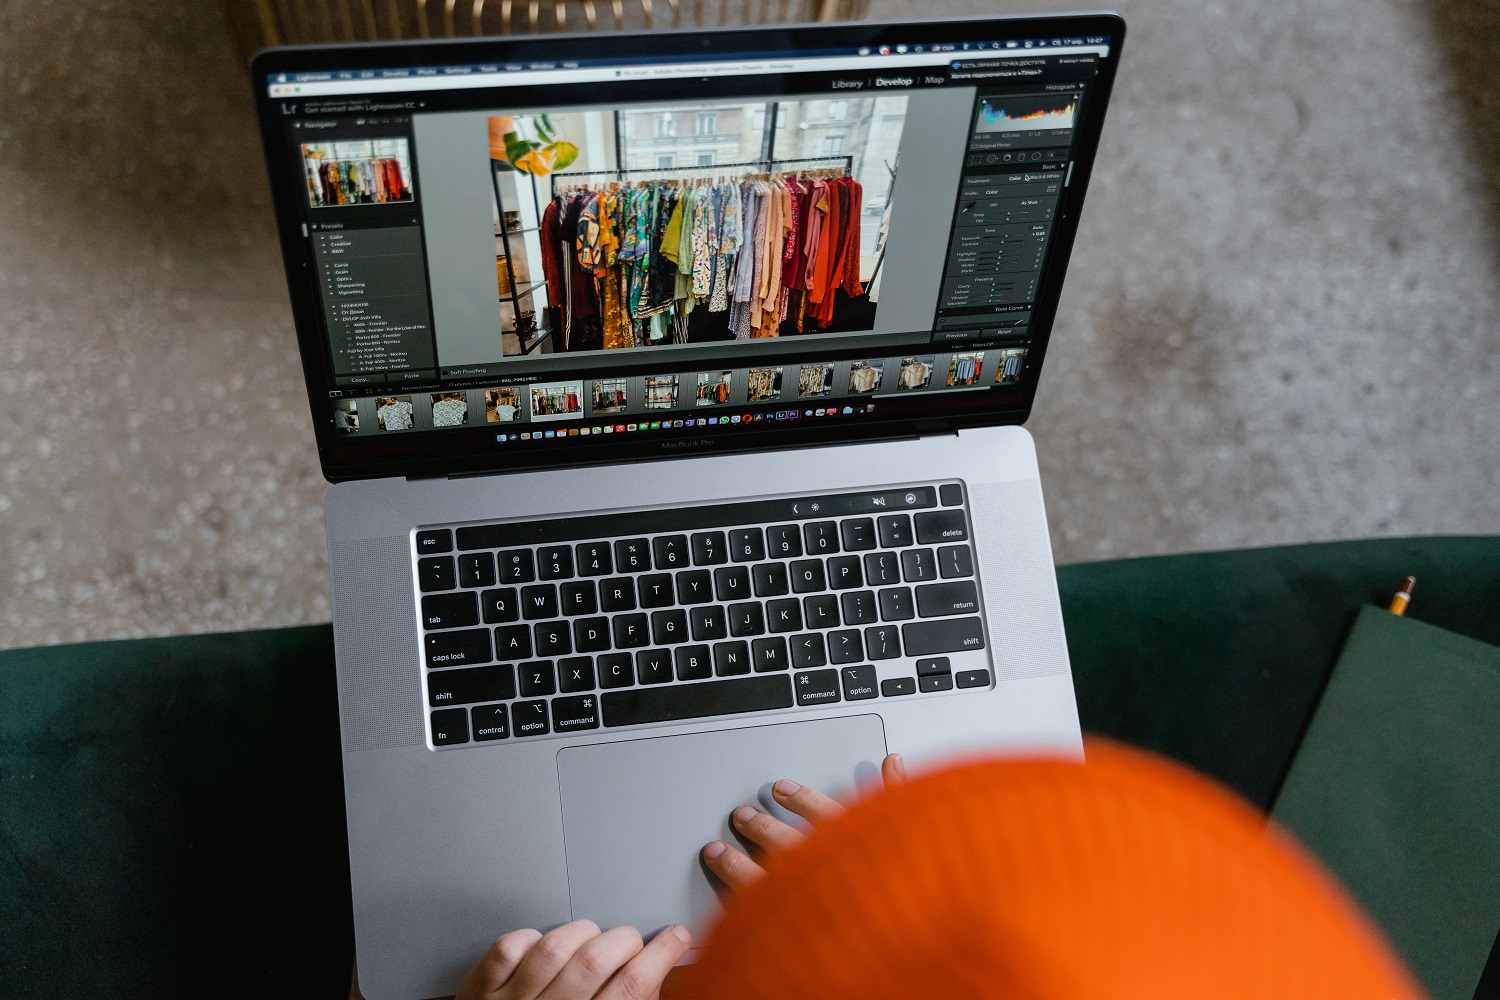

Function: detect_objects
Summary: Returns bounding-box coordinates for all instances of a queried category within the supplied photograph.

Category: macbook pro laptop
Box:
[252,14,1124,997]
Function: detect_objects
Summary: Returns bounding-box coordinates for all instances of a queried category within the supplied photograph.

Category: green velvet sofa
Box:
[3,537,1498,998]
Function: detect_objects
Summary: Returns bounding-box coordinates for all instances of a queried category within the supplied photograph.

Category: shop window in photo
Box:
[333,398,361,433]
[696,371,732,406]
[994,348,1028,384]
[486,93,907,358]
[897,355,935,390]
[947,352,984,387]
[430,391,470,428]
[799,363,834,397]
[848,360,884,394]
[375,395,414,432]
[591,378,628,414]
[643,375,680,410]
[485,387,521,422]
[747,366,783,402]
[530,382,584,421]
[302,139,413,208]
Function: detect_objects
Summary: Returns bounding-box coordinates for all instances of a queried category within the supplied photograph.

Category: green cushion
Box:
[2,536,1496,997]
[1061,535,1500,809]
[0,627,350,997]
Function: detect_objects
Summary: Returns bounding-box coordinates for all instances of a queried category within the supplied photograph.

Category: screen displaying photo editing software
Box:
[266,31,1112,450]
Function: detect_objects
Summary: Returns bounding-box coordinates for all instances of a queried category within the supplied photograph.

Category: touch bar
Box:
[601,675,794,727]
[455,487,937,550]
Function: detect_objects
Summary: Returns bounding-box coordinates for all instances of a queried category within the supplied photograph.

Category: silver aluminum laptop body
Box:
[252,15,1125,998]
[330,425,1073,997]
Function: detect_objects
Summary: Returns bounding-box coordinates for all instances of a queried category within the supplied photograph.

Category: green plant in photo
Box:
[504,114,579,177]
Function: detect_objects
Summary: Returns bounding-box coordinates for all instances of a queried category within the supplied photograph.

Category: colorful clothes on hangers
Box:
[544,167,865,350]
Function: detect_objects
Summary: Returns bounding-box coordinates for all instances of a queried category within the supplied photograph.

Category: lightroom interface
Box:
[266,34,1110,441]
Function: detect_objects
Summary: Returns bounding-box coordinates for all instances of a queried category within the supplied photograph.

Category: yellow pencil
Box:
[1388,576,1416,616]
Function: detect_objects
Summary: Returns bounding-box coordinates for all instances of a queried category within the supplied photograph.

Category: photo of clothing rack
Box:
[747,366,783,401]
[947,352,983,387]
[303,140,414,208]
[491,97,908,359]
[591,378,628,413]
[995,348,1028,384]
[695,371,733,405]
[309,157,410,206]
[530,383,582,418]
[799,363,834,397]
[539,155,869,355]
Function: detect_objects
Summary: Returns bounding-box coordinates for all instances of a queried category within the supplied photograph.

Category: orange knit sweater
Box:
[673,739,1422,1000]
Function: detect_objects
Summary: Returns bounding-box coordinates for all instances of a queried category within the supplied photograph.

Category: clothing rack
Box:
[549,155,853,196]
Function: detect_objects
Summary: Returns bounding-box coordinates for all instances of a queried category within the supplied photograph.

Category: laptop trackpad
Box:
[556,715,886,936]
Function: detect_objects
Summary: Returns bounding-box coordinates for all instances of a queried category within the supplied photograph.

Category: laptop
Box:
[251,14,1124,998]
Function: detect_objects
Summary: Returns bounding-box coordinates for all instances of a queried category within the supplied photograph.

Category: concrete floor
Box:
[1,0,1497,648]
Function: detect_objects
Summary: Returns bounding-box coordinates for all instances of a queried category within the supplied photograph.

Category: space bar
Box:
[602,676,794,727]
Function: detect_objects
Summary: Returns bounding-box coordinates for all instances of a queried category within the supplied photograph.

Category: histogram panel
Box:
[975,94,1078,133]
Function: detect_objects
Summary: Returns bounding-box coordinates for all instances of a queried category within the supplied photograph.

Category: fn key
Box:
[431,708,469,746]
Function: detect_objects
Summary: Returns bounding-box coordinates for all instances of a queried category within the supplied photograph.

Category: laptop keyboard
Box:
[413,482,992,748]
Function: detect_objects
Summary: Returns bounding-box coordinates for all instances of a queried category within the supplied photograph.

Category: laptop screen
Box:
[253,16,1123,479]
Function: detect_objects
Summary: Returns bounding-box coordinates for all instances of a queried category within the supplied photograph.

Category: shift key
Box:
[901,617,985,655]
[428,664,515,706]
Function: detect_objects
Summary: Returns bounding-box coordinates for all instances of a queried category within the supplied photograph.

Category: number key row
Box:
[428,546,972,613]
[424,551,974,632]
[419,511,962,592]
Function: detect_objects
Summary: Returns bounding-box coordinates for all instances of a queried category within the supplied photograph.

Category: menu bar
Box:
[268,41,1111,97]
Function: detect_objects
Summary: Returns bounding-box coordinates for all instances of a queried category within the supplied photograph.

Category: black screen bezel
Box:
[251,13,1126,482]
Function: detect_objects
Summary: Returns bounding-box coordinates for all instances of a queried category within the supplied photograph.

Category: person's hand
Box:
[455,919,691,1000]
[701,752,908,891]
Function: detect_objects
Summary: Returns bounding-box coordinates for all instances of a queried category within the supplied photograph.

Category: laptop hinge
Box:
[421,429,938,481]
